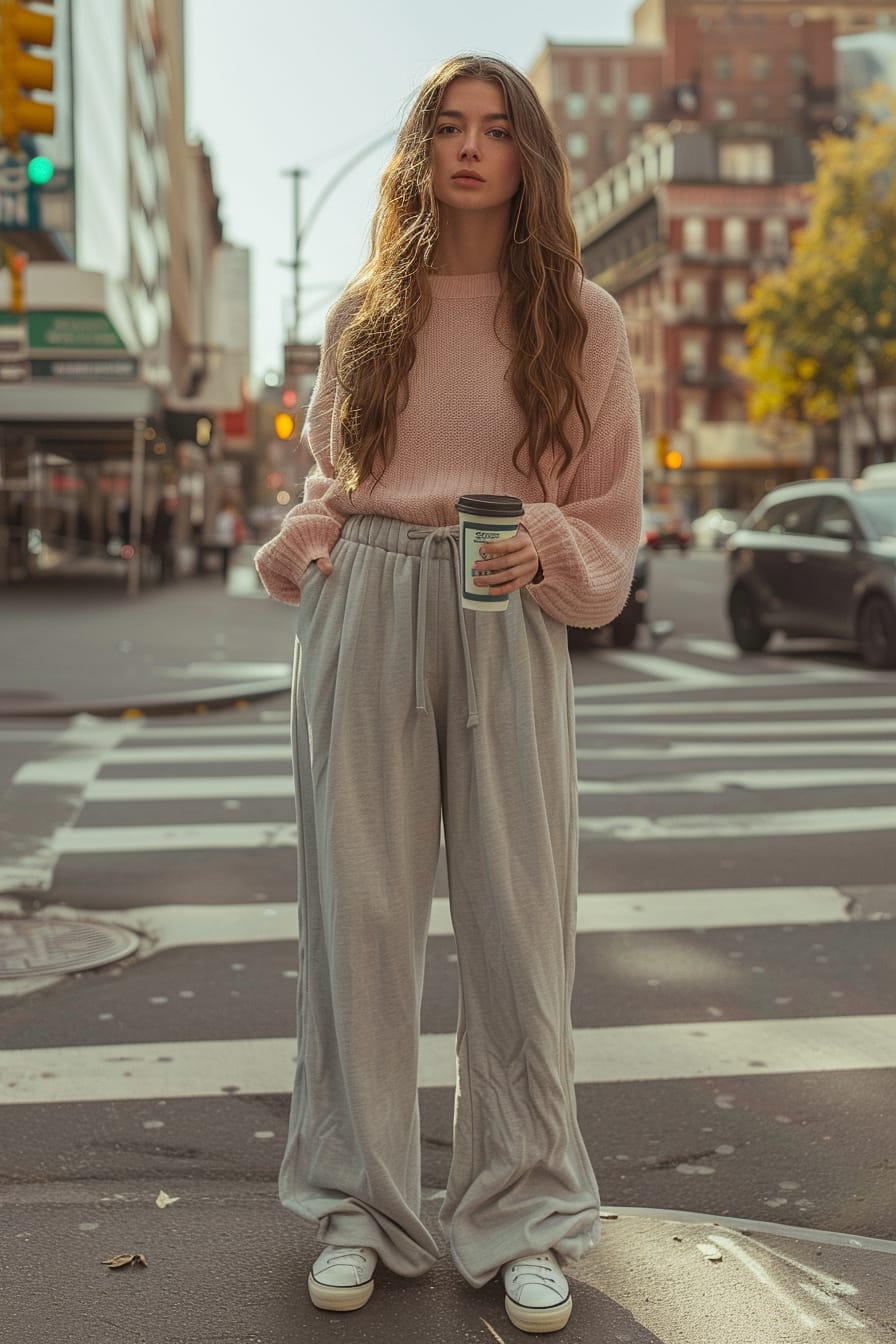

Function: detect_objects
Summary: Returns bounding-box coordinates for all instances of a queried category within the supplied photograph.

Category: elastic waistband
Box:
[340,515,478,729]
[340,514,458,556]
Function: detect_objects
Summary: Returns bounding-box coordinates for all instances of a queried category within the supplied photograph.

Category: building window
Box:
[720,142,774,182]
[600,130,615,162]
[722,334,746,367]
[681,336,706,379]
[628,92,652,119]
[751,53,772,80]
[680,394,704,429]
[722,275,749,315]
[681,278,706,316]
[598,92,617,115]
[722,217,748,257]
[715,98,737,120]
[714,55,733,80]
[761,216,789,258]
[566,91,587,119]
[682,216,706,255]
[567,132,588,159]
[569,167,587,193]
[790,52,807,76]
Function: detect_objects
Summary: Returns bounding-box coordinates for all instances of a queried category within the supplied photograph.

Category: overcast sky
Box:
[185,0,637,381]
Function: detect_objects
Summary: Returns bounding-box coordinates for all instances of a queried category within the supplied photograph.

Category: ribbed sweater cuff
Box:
[521,505,624,629]
[254,516,341,605]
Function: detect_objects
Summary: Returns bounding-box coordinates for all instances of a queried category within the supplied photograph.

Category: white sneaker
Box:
[502,1250,572,1333]
[307,1245,378,1312]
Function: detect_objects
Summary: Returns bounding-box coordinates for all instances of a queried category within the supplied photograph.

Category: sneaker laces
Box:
[509,1253,563,1291]
[317,1247,370,1273]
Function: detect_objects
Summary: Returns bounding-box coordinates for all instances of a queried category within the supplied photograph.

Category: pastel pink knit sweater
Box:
[254,271,642,628]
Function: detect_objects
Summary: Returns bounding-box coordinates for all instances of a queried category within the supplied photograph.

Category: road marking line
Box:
[3,886,847,949]
[4,1014,896,1103]
[574,714,894,734]
[107,745,292,765]
[48,802,896,853]
[578,805,896,841]
[573,670,881,700]
[577,742,896,760]
[83,776,294,801]
[574,694,896,718]
[75,767,896,803]
[51,822,298,853]
[597,650,735,684]
[577,768,896,794]
[160,661,292,680]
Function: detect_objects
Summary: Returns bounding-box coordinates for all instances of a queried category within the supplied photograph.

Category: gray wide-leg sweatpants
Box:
[279,514,600,1289]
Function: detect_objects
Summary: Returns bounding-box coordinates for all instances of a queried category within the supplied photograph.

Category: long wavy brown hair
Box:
[334,54,592,493]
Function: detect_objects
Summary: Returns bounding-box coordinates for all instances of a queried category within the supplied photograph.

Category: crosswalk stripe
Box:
[578,805,896,841]
[4,1014,896,1103]
[50,802,896,853]
[70,766,896,803]
[83,776,294,801]
[51,822,297,853]
[572,669,878,700]
[4,886,847,950]
[574,714,894,734]
[596,650,735,684]
[578,741,896,760]
[575,694,896,718]
[577,768,896,794]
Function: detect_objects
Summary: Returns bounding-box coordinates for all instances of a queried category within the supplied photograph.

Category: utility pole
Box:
[278,132,395,350]
[280,167,305,345]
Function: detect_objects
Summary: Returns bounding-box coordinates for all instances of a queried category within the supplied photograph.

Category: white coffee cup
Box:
[456,494,525,612]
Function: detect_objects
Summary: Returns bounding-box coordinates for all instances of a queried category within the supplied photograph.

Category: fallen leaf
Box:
[155,1190,180,1208]
[101,1253,147,1270]
[697,1243,723,1262]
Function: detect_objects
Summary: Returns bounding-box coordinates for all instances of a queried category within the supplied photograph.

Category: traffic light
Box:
[664,448,684,470]
[0,0,55,148]
[3,244,27,312]
[655,433,669,469]
[274,411,296,440]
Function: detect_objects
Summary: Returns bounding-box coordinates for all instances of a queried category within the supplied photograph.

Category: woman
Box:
[256,54,642,1334]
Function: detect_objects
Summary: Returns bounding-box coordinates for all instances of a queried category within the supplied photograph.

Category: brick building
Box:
[531,0,895,513]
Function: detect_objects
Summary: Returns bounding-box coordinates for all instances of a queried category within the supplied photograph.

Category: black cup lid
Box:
[456,494,524,517]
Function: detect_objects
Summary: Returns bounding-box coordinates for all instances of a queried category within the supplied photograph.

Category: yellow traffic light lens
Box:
[274,412,295,440]
[664,450,684,470]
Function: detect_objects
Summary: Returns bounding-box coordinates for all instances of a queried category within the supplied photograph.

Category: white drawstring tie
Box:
[407,525,479,729]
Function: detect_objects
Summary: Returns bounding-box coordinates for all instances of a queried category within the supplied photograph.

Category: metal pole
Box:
[128,416,146,598]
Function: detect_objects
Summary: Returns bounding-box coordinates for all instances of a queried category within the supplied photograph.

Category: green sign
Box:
[0,310,126,349]
[27,311,126,350]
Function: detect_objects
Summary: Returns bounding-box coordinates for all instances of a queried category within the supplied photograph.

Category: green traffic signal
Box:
[27,155,54,185]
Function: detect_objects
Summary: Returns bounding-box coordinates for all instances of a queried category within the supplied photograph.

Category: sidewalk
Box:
[1,1186,893,1343]
[0,548,297,717]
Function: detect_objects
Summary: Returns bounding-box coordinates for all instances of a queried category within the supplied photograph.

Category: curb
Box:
[0,676,293,721]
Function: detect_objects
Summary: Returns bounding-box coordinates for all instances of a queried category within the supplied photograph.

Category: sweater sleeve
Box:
[520,300,643,628]
[253,300,351,605]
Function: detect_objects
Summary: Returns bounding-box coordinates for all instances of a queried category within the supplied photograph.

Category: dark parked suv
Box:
[727,478,896,669]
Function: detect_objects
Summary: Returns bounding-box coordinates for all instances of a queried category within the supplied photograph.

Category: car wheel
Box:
[611,614,639,648]
[729,585,771,653]
[857,594,896,669]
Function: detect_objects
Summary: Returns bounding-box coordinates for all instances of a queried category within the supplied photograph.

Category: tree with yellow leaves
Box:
[739,86,896,456]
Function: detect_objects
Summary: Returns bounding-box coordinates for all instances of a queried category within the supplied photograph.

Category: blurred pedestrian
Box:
[213,495,245,581]
[255,54,641,1333]
[149,493,177,584]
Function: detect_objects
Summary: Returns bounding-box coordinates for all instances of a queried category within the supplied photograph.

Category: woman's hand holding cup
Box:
[472,530,540,595]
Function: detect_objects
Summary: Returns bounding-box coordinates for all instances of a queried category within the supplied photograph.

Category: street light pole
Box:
[279,131,395,346]
[281,167,305,344]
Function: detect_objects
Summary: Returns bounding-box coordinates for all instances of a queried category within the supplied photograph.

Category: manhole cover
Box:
[0,918,140,978]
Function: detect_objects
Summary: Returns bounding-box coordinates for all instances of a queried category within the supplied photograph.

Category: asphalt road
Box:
[2,550,895,1342]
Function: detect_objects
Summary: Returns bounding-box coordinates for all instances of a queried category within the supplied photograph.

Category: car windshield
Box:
[860,489,896,539]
